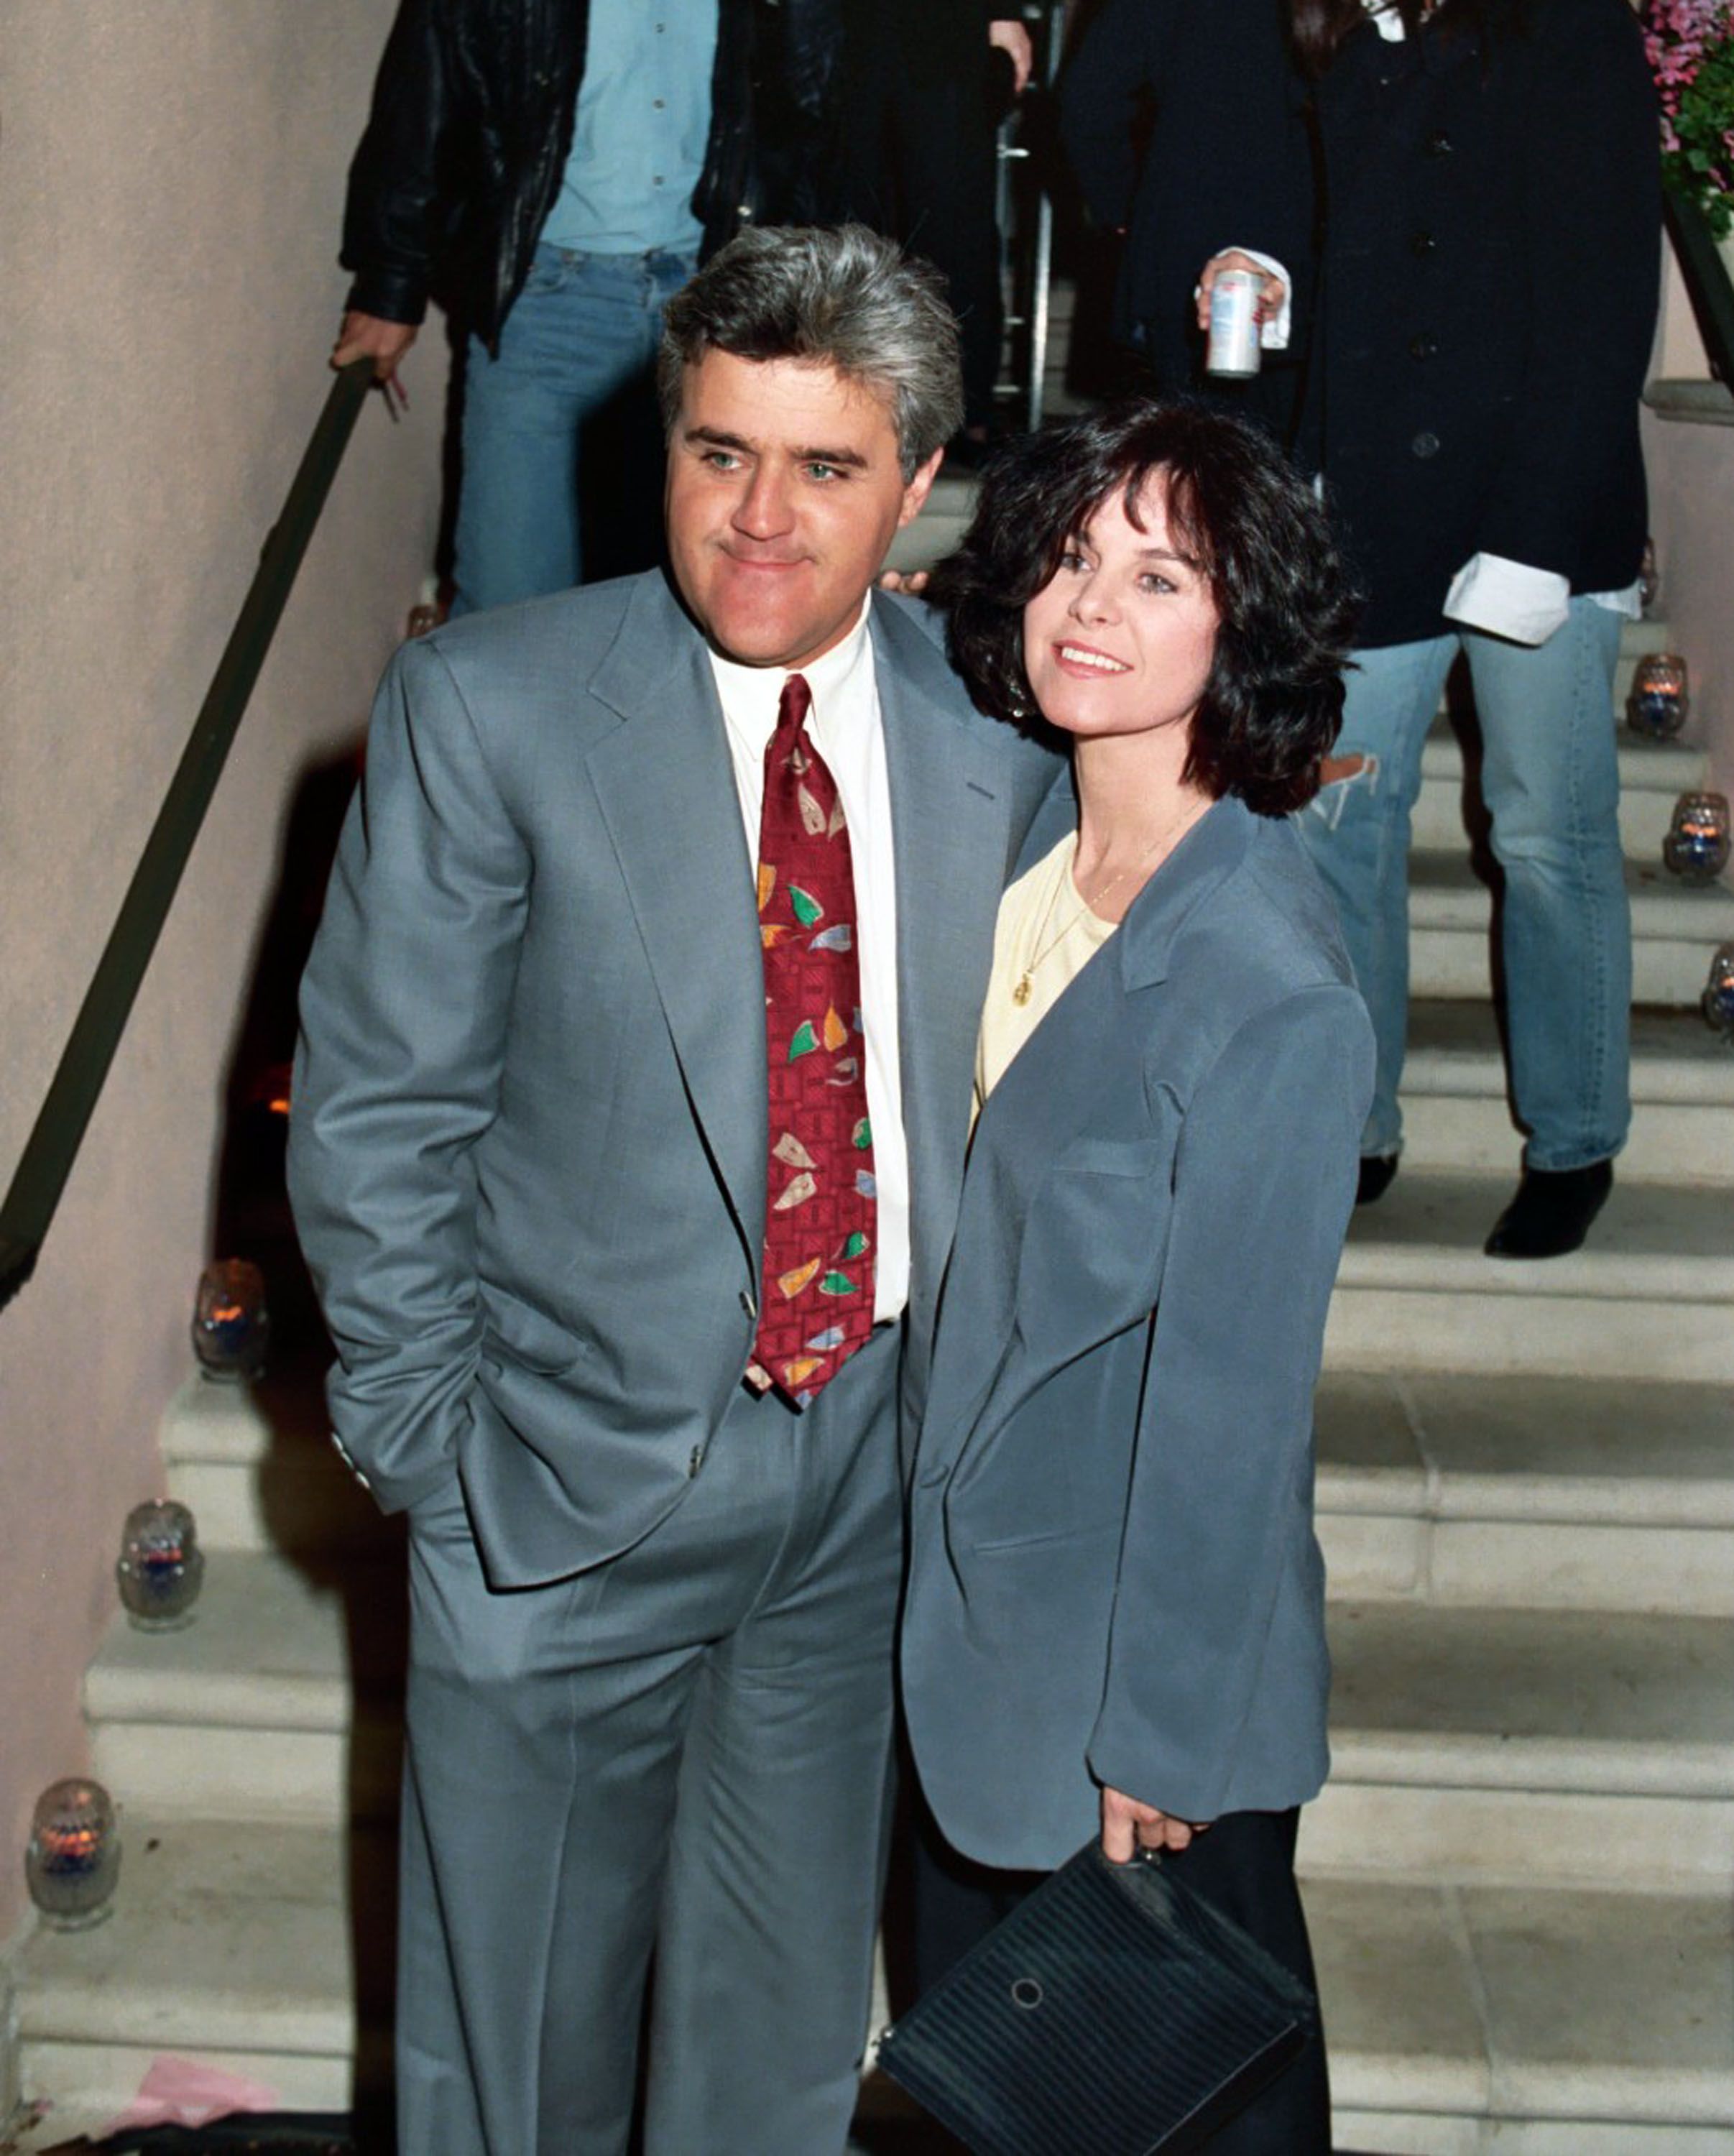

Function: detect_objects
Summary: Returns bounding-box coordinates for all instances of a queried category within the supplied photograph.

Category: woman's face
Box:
[1020,476,1220,747]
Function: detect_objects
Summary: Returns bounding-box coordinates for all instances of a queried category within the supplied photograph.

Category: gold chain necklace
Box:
[1011,797,1208,1007]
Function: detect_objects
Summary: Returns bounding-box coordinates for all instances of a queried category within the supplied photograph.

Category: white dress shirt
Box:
[709,598,911,1325]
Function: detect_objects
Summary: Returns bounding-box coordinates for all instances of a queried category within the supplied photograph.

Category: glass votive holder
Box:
[1664,793,1731,885]
[1704,943,1734,1043]
[26,1779,120,1930]
[192,1258,269,1381]
[1626,654,1690,740]
[116,1499,204,1631]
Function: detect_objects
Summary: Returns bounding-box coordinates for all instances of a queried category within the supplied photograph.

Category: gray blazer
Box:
[287,572,1056,1588]
[901,786,1374,1870]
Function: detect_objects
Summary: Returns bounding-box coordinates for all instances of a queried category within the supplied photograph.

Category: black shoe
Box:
[1357,1153,1399,1206]
[1484,1160,1613,1259]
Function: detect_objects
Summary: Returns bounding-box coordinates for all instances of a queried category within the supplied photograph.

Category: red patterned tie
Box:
[748,673,877,1405]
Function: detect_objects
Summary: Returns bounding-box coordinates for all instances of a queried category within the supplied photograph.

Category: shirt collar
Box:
[708,594,875,747]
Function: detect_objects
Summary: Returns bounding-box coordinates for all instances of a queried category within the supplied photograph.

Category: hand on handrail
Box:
[332,310,418,413]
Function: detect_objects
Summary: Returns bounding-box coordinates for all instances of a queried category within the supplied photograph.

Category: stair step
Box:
[1396,1002,1734,1183]
[17,1818,1730,2151]
[1327,1173,1734,1382]
[1408,850,1734,1007]
[1316,1372,1734,1613]
[84,1551,402,1823]
[160,1371,385,1557]
[1311,1876,1734,2153]
[13,1813,388,2123]
[1412,706,1705,857]
[1304,1605,1734,1886]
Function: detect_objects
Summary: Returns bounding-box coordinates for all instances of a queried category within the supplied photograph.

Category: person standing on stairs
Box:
[332,0,841,613]
[288,225,1058,2156]
[1196,0,1661,1257]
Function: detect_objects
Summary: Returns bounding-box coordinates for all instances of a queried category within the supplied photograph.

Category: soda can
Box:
[1206,269,1263,379]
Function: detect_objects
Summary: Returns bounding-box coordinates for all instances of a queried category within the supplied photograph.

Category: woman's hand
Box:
[877,567,931,596]
[1194,252,1288,335]
[1100,1785,1212,1861]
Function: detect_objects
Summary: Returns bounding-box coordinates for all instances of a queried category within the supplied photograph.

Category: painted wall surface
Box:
[0,1,446,1938]
[1647,243,1734,802]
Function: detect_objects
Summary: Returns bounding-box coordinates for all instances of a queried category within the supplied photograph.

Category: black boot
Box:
[1356,1153,1399,1206]
[1485,1160,1613,1259]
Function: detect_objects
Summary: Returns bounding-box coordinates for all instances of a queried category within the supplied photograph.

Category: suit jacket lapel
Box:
[874,602,1020,1312]
[583,576,768,1260]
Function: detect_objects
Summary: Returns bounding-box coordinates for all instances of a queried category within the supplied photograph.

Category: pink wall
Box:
[1641,408,1734,803]
[0,3,447,1940]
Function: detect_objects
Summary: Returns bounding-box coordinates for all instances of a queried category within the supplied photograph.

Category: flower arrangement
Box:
[1646,0,1734,236]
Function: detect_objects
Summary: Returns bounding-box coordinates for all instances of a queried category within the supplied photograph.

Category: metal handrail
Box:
[1664,190,1734,390]
[0,358,376,1311]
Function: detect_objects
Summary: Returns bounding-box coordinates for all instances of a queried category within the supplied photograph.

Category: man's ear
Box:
[898,446,946,528]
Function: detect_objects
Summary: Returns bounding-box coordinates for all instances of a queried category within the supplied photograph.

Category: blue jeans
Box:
[1299,599,1630,1173]
[452,243,696,616]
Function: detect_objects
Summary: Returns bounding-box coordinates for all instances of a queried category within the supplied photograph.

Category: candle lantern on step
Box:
[1664,793,1731,885]
[1626,654,1689,740]
[116,1499,204,1631]
[25,1779,120,1930]
[191,1258,269,1381]
[1704,943,1734,1044]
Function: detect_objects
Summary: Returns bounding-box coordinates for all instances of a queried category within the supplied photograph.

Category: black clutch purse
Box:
[876,1841,1316,2156]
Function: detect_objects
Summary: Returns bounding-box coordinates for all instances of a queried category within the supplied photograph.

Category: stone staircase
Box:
[9,596,1734,2149]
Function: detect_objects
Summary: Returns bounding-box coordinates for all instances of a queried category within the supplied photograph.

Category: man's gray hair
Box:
[658,224,963,479]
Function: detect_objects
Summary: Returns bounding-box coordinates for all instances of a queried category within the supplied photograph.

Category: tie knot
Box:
[776,673,813,741]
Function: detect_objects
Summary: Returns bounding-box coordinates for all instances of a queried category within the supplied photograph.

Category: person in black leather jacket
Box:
[333,0,841,609]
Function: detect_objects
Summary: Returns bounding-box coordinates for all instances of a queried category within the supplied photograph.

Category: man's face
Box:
[665,349,943,671]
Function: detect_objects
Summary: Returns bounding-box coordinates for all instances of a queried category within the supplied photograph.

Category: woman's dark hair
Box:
[1291,0,1523,75]
[929,397,1360,817]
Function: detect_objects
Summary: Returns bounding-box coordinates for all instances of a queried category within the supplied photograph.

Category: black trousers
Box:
[910,1802,1333,2155]
[838,14,1006,430]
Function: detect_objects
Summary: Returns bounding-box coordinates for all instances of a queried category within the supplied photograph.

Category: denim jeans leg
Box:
[1464,600,1631,1171]
[1299,637,1456,1161]
[452,245,696,616]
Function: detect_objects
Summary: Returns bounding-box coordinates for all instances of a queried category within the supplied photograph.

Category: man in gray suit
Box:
[287,225,1055,2156]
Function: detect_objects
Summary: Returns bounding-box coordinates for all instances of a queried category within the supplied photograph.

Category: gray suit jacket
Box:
[900,787,1374,1869]
[287,573,1056,1588]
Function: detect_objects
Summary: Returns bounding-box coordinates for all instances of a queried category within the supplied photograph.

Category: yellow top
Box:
[976,835,1117,1108]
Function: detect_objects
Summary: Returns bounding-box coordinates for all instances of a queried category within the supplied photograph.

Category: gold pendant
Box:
[1012,975,1033,1006]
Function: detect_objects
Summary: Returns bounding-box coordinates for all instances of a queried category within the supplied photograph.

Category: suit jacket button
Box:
[1411,430,1442,459]
[740,1289,757,1318]
[1411,229,1437,257]
[1409,331,1439,360]
[688,1445,705,1477]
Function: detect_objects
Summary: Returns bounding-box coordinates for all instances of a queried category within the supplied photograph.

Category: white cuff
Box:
[1443,553,1572,645]
[1239,249,1293,351]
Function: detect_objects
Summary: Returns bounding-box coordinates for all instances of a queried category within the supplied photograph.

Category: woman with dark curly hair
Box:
[899,398,1373,2152]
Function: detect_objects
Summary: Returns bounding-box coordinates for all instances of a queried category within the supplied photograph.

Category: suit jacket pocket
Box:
[479,1281,591,1377]
[1014,1128,1175,1358]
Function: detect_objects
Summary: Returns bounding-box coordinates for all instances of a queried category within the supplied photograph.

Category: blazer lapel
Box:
[583,576,768,1258]
[918,796,1256,1480]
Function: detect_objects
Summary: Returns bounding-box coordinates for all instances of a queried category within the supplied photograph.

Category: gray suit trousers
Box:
[395,1326,903,2156]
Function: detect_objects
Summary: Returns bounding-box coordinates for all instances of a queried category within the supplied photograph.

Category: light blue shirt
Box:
[538,0,720,256]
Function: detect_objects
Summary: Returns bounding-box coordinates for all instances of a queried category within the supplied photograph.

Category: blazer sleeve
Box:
[1471,0,1660,573]
[286,637,530,1512]
[1085,982,1371,1820]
